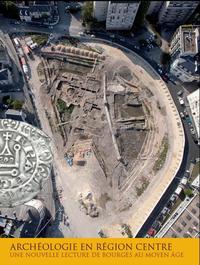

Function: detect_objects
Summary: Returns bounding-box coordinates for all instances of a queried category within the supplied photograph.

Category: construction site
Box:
[25,37,184,237]
[35,39,167,210]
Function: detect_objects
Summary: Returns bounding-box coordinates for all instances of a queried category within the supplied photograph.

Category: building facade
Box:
[0,199,47,238]
[158,1,199,26]
[93,1,109,22]
[170,25,200,82]
[187,89,200,140]
[146,1,163,16]
[106,1,140,30]
[0,44,12,86]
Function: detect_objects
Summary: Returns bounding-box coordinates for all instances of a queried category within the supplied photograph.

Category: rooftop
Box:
[0,44,8,62]
[0,200,46,238]
[187,88,200,139]
[158,193,199,238]
[183,31,197,53]
[181,26,200,55]
[19,4,52,16]
[5,109,24,121]
[0,69,8,81]
[178,55,199,75]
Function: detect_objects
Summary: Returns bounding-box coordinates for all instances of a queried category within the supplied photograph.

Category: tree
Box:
[133,1,150,30]
[12,99,23,110]
[0,1,19,19]
[82,1,93,24]
[2,95,10,104]
[160,52,171,66]
[139,39,148,47]
[184,188,194,198]
[7,98,23,110]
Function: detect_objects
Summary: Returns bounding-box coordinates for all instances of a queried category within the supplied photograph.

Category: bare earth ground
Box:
[27,42,184,237]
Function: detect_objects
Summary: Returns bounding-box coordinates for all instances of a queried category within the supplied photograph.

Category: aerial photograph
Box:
[0,0,199,238]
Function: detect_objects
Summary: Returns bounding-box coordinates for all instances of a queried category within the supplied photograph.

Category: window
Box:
[191,208,197,214]
[193,221,198,227]
[181,221,187,227]
[186,215,192,220]
[188,227,193,233]
[176,227,182,233]
[183,233,191,238]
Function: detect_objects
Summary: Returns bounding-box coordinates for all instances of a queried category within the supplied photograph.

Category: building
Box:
[93,1,140,30]
[0,199,47,238]
[170,25,200,82]
[19,5,52,22]
[191,174,200,190]
[170,25,199,58]
[146,1,163,16]
[5,109,26,121]
[170,56,199,83]
[156,193,199,238]
[0,44,12,86]
[106,1,140,30]
[158,1,199,26]
[0,44,11,67]
[0,69,12,86]
[19,2,55,24]
[93,1,109,22]
[187,89,200,140]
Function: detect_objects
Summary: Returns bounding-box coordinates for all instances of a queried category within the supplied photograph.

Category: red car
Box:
[147,227,156,237]
[161,75,168,82]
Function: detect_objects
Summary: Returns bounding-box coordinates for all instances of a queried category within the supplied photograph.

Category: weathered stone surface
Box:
[0,119,53,207]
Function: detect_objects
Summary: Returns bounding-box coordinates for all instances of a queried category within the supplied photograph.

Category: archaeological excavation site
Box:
[33,38,183,237]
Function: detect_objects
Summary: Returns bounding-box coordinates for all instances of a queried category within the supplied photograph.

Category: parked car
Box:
[178,97,184,106]
[161,207,170,216]
[169,194,178,204]
[184,109,189,117]
[180,112,185,118]
[78,32,85,36]
[151,221,161,231]
[190,128,195,135]
[177,90,183,96]
[161,74,168,82]
[186,116,192,126]
[147,227,156,237]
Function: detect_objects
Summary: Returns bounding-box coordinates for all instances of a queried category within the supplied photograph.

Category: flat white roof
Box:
[187,88,200,138]
[191,174,200,188]
[175,186,182,195]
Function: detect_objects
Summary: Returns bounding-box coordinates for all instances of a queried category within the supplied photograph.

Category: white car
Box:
[177,90,183,96]
[78,32,85,36]
[179,112,184,118]
[90,34,95,38]
[178,97,184,106]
